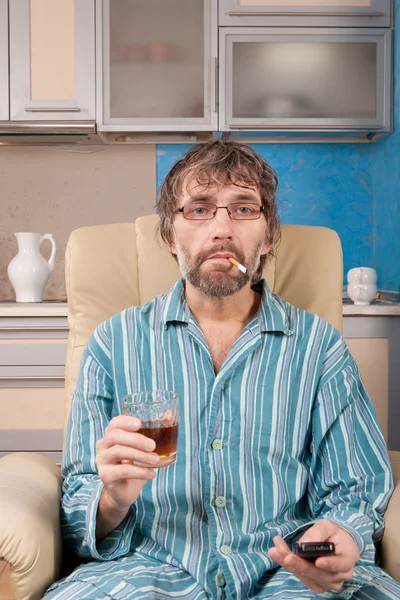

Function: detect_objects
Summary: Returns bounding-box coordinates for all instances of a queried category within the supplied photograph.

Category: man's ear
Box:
[261,241,272,257]
[166,239,177,256]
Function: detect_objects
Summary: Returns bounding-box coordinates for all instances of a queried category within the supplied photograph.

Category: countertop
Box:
[0,302,68,317]
[0,299,400,318]
[342,301,400,316]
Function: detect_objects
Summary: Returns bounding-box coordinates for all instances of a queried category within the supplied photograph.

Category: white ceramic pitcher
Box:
[7,232,56,302]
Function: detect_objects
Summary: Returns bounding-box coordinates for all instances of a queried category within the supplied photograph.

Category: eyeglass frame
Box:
[175,202,265,221]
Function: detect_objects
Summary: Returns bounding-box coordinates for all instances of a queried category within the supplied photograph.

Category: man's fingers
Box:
[268,552,326,594]
[268,548,284,566]
[96,444,160,467]
[97,428,156,452]
[98,462,156,483]
[272,536,292,555]
[298,519,336,543]
[315,555,355,574]
[106,415,142,433]
[268,544,351,594]
[284,554,351,588]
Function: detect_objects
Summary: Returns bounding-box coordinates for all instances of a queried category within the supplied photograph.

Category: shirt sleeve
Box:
[61,320,136,560]
[307,345,394,565]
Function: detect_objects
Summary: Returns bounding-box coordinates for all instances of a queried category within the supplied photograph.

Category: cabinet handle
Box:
[228,11,384,17]
[230,125,381,130]
[0,327,68,331]
[25,106,81,112]
[0,376,65,380]
[212,57,218,114]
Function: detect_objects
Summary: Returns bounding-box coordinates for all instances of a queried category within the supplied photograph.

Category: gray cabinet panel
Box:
[0,316,69,329]
[0,0,8,121]
[97,0,218,131]
[0,343,67,366]
[219,0,391,28]
[219,27,392,133]
[0,429,63,453]
[9,0,95,121]
[0,365,65,377]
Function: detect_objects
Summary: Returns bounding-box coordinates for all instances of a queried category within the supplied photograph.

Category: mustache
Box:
[196,244,246,266]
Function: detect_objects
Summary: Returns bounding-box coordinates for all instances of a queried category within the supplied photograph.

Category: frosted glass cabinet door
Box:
[0,0,8,121]
[220,29,391,132]
[219,0,391,27]
[97,0,217,131]
[9,0,95,121]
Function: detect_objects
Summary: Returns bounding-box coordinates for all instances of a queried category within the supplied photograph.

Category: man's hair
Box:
[157,140,281,278]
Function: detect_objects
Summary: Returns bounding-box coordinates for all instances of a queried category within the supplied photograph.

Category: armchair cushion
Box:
[381,451,400,581]
[0,453,62,600]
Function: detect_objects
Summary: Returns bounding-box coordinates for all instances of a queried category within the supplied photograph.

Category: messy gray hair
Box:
[157,140,281,278]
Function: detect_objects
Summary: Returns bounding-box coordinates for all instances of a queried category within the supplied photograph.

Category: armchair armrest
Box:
[381,451,400,582]
[0,453,63,600]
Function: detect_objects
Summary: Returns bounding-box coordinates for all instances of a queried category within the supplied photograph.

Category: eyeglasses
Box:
[176,202,265,221]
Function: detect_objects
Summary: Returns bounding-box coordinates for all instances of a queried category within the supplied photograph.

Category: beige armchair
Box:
[0,216,399,600]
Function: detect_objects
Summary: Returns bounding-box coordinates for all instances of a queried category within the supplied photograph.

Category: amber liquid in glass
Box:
[139,423,178,460]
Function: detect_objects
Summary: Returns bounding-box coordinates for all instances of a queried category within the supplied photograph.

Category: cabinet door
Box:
[0,0,8,121]
[344,316,400,452]
[219,28,391,133]
[9,0,95,121]
[219,0,391,27]
[97,0,218,132]
[345,338,388,443]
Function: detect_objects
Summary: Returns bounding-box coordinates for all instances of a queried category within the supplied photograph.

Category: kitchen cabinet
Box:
[96,0,218,132]
[0,305,68,463]
[219,27,392,133]
[219,0,391,28]
[9,0,95,122]
[343,314,400,451]
[0,0,8,121]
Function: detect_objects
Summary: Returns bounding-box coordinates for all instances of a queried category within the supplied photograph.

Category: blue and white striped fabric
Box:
[45,279,399,600]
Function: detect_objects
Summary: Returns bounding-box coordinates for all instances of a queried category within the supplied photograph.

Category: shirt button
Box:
[216,573,226,587]
[220,544,232,556]
[212,439,223,450]
[215,496,226,508]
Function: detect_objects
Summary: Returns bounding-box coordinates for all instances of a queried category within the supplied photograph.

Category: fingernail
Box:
[149,454,160,463]
[145,439,156,451]
[317,560,328,569]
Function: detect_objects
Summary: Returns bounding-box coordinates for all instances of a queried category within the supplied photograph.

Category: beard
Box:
[174,239,265,297]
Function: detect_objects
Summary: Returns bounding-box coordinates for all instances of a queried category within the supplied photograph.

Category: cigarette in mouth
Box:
[228,257,247,274]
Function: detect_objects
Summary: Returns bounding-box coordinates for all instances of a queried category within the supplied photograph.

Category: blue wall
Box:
[156,14,399,292]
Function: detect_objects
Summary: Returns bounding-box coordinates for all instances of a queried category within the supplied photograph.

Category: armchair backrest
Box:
[64,215,343,430]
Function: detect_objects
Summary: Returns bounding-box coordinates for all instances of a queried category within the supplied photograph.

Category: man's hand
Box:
[268,519,360,593]
[95,415,160,539]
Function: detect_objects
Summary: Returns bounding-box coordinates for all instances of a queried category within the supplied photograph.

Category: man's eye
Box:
[189,205,212,215]
[234,205,255,215]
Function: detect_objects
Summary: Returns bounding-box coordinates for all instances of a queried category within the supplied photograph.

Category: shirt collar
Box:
[162,278,292,335]
[251,279,292,335]
[163,279,190,326]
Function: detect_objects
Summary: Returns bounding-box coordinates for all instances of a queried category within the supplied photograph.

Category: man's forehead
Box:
[181,175,258,198]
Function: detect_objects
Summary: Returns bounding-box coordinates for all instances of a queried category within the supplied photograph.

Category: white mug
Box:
[347,267,377,305]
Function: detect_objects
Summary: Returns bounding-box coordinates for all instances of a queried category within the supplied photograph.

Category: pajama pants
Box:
[43,555,400,600]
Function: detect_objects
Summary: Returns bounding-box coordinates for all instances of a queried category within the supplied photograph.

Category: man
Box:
[45,141,399,599]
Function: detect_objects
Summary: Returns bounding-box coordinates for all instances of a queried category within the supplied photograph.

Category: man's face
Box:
[169,179,271,297]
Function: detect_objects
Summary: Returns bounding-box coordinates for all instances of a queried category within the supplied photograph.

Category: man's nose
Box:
[209,207,235,239]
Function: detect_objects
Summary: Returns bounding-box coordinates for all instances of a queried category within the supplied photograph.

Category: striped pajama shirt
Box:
[44,279,400,599]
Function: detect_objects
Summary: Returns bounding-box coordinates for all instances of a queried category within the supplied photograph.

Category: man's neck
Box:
[184,280,261,326]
